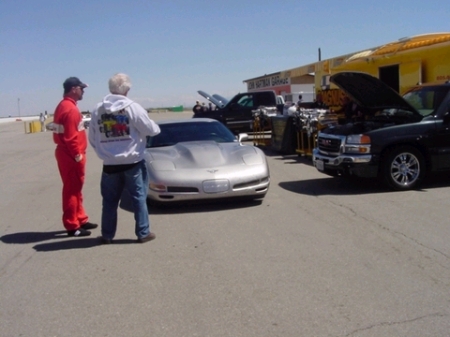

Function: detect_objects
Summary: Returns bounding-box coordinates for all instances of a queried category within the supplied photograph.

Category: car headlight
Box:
[344,134,371,154]
[149,183,167,192]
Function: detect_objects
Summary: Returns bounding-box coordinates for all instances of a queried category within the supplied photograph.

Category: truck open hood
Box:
[198,90,227,108]
[212,94,229,107]
[330,72,421,116]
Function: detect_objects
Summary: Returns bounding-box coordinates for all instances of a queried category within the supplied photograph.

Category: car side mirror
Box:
[237,133,249,142]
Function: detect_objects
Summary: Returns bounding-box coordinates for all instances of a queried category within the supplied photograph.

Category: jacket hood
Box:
[102,94,134,112]
[330,72,421,116]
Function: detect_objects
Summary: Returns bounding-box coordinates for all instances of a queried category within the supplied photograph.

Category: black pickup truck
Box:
[193,90,284,133]
[313,71,450,190]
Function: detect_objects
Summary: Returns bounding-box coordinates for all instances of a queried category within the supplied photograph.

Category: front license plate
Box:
[203,179,230,193]
[315,159,324,171]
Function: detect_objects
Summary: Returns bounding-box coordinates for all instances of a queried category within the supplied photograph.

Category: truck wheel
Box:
[382,146,425,190]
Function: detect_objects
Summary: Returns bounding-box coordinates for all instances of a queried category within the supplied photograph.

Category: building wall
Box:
[244,33,450,108]
[291,74,315,84]
[246,74,314,96]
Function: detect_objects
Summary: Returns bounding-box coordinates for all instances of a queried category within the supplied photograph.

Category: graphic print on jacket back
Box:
[98,109,130,143]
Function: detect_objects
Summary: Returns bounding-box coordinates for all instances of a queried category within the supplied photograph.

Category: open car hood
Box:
[330,72,421,116]
[198,90,227,108]
[212,94,229,107]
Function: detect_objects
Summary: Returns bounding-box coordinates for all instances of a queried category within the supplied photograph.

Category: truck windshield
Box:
[403,86,450,117]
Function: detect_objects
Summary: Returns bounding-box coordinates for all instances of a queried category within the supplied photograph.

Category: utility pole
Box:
[18,98,21,117]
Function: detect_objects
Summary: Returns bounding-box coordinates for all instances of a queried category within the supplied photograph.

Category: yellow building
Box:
[244,32,450,109]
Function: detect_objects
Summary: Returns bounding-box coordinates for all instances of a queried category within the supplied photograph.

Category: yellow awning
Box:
[346,33,450,62]
[345,50,375,62]
[288,63,316,77]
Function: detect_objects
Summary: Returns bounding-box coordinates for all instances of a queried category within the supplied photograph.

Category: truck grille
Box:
[317,135,342,153]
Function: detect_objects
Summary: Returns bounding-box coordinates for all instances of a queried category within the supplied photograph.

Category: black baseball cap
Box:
[63,77,88,91]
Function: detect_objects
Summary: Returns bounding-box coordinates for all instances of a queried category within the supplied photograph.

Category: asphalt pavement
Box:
[1,113,449,337]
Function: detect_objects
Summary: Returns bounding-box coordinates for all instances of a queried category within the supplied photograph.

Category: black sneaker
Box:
[137,232,156,243]
[67,228,92,237]
[81,222,98,230]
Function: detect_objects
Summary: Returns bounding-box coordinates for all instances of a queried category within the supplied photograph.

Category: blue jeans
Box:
[100,160,150,240]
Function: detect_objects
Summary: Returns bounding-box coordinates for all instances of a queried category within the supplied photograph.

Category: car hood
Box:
[198,90,227,108]
[330,72,421,116]
[145,141,263,169]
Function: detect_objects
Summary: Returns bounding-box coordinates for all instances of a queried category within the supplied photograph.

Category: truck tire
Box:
[382,146,425,191]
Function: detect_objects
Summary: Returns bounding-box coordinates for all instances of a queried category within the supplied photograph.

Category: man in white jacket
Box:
[89,73,161,244]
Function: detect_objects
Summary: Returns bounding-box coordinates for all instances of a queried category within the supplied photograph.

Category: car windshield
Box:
[146,121,236,148]
[403,86,450,117]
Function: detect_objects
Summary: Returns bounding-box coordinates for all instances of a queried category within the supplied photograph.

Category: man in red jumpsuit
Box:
[53,77,97,237]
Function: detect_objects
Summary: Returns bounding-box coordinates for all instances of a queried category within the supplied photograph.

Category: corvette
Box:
[144,118,270,203]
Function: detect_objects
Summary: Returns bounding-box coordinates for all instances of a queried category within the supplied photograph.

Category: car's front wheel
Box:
[382,146,425,190]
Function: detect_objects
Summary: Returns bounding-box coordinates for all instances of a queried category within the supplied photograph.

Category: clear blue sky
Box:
[0,0,448,117]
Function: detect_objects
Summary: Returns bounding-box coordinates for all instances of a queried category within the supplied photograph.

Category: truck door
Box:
[434,91,450,170]
[435,116,450,169]
[419,87,450,170]
[224,93,255,130]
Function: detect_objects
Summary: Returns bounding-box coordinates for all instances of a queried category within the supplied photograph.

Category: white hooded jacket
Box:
[88,94,160,165]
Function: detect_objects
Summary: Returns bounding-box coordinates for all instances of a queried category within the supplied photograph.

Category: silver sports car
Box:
[144,118,270,203]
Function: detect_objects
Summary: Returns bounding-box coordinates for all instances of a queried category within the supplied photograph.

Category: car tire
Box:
[382,146,425,191]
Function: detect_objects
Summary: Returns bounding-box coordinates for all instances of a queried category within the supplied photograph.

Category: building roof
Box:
[346,33,450,62]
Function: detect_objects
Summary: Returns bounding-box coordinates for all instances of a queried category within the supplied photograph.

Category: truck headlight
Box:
[344,135,371,154]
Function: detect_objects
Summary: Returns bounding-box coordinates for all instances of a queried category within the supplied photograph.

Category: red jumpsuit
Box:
[53,97,89,231]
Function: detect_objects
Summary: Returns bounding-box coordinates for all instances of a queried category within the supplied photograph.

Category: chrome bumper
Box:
[312,148,372,167]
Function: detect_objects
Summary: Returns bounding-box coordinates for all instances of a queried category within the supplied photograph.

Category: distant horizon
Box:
[1,105,198,118]
[1,0,448,117]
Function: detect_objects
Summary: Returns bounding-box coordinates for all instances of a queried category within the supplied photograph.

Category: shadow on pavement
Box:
[119,190,264,214]
[146,199,264,214]
[280,172,450,196]
[33,237,100,251]
[280,177,387,196]
[32,237,138,251]
[1,230,68,244]
[1,231,138,252]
